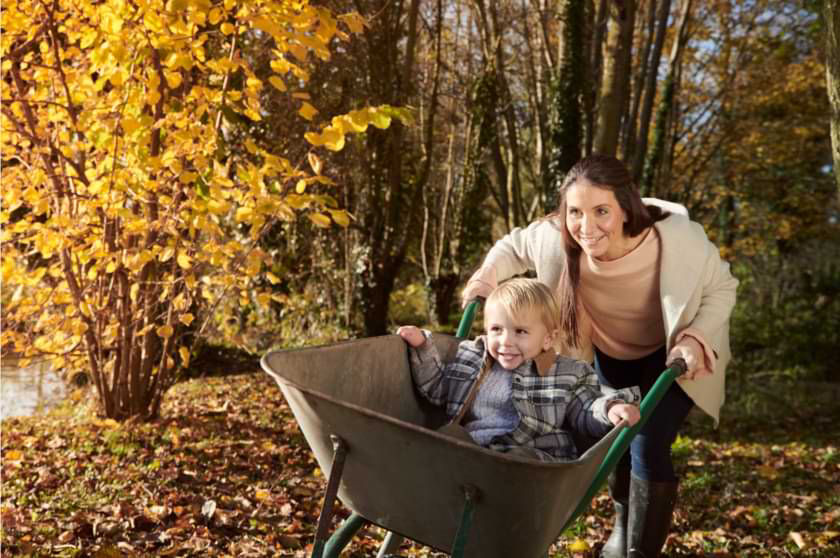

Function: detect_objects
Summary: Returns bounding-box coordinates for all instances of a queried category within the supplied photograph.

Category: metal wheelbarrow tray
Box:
[261,334,685,558]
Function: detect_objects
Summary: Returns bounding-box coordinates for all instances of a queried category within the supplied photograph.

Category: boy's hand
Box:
[607,403,640,426]
[396,326,426,348]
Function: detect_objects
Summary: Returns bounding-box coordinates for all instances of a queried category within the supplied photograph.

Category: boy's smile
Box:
[484,300,555,370]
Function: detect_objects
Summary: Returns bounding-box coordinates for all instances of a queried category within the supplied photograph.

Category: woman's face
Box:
[564,179,629,261]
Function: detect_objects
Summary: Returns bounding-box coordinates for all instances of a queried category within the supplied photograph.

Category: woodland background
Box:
[3,0,839,419]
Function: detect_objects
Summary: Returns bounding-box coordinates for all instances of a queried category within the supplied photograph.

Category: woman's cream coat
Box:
[478,199,738,424]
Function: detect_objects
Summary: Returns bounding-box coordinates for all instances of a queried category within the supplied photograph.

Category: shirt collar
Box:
[533,348,557,376]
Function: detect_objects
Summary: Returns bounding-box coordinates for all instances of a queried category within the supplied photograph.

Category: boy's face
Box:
[484,301,555,371]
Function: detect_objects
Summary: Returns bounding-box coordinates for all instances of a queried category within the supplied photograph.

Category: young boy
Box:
[397,278,640,462]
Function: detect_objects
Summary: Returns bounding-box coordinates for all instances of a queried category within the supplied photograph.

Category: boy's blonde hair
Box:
[484,278,561,332]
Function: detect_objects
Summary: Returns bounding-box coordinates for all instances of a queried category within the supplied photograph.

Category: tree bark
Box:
[630,0,671,181]
[354,0,427,336]
[826,0,840,197]
[640,0,691,195]
[594,0,636,156]
[622,0,657,165]
[544,0,585,209]
[586,0,609,156]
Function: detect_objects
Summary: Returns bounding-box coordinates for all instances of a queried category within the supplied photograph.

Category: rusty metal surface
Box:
[261,335,622,558]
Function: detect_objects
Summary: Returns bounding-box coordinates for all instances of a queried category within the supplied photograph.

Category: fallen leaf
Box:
[568,538,589,552]
[788,531,806,550]
[277,534,302,549]
[4,449,23,461]
[201,500,216,520]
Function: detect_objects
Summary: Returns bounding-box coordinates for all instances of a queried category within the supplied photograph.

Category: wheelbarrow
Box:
[260,301,685,558]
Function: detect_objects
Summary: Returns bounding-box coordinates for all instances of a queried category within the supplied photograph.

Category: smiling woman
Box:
[564,179,650,262]
[460,153,738,557]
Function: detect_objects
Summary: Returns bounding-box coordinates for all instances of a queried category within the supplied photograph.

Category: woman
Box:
[461,154,738,558]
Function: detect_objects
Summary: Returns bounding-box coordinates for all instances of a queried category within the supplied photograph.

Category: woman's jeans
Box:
[594,345,694,482]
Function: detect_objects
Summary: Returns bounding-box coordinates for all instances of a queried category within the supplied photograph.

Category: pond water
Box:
[0,358,68,419]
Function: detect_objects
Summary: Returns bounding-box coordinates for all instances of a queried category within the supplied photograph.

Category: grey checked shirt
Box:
[409,334,640,462]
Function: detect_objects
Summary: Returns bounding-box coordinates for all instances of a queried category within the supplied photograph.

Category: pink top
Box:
[578,228,666,360]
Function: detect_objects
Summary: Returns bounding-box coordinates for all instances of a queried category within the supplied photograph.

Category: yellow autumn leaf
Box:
[80,29,98,49]
[268,75,286,92]
[308,152,323,174]
[295,180,306,194]
[177,253,192,270]
[288,43,308,62]
[329,209,350,227]
[122,117,141,135]
[304,131,325,146]
[164,70,182,89]
[321,127,345,151]
[179,346,190,367]
[157,324,174,338]
[255,489,270,501]
[179,313,195,326]
[339,12,367,34]
[220,22,235,35]
[345,110,370,132]
[235,206,253,222]
[368,108,392,129]
[208,7,223,24]
[299,102,318,121]
[567,538,590,552]
[308,212,331,228]
[5,450,23,461]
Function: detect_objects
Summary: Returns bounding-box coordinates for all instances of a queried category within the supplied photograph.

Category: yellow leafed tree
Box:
[1,0,397,419]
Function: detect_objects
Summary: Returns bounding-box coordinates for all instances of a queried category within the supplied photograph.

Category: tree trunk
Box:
[594,0,636,156]
[353,0,426,336]
[622,0,657,165]
[630,0,671,181]
[544,0,585,210]
[640,0,691,195]
[826,0,840,197]
[586,0,609,156]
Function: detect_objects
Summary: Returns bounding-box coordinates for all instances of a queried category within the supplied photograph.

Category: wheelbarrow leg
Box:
[450,485,480,558]
[323,512,368,558]
[376,531,404,557]
[312,436,367,558]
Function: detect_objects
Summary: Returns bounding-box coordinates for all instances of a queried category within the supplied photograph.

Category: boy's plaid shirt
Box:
[409,334,640,461]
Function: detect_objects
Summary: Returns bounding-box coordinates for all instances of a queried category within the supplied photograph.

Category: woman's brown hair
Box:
[548,154,670,347]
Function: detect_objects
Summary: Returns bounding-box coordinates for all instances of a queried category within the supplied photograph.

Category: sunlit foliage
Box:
[0,0,396,419]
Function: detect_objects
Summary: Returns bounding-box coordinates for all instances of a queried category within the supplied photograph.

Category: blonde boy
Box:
[398,278,640,461]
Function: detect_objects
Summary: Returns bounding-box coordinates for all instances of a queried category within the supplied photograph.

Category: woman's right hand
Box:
[461,266,497,307]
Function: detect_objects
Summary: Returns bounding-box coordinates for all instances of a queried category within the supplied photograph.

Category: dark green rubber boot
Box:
[627,475,678,558]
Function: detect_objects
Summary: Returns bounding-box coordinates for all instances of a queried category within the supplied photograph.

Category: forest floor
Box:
[2,356,838,557]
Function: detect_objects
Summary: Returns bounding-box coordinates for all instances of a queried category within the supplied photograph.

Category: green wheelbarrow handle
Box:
[456,298,484,339]
[454,297,687,534]
[559,357,686,533]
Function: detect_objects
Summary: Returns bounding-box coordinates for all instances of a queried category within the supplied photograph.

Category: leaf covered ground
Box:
[2,367,838,557]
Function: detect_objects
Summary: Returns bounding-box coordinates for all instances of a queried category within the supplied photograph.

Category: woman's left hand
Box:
[667,336,710,381]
